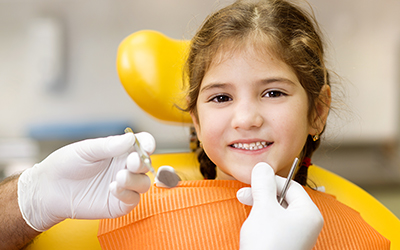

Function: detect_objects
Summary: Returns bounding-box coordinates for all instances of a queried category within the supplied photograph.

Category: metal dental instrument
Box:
[124,127,156,176]
[124,127,180,188]
[278,157,299,205]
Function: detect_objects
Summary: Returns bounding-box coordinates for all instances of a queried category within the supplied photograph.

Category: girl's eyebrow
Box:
[199,83,231,93]
[260,77,297,86]
[200,77,297,93]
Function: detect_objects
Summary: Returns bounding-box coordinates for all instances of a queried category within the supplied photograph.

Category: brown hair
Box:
[185,0,330,186]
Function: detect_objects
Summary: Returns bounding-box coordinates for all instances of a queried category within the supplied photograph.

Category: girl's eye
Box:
[210,94,232,103]
[264,90,286,98]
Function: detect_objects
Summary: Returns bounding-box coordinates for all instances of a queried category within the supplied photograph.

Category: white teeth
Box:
[232,141,270,150]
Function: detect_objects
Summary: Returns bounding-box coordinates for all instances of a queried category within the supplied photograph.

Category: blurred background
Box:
[0,0,399,217]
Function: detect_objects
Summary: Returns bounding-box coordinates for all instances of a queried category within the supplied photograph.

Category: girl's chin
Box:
[216,167,252,184]
[228,171,252,184]
[236,175,252,184]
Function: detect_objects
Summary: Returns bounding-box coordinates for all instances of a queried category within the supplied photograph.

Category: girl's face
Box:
[191,47,315,184]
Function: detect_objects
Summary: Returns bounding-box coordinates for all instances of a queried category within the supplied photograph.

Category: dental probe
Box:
[124,127,156,176]
[278,157,299,205]
[124,127,180,188]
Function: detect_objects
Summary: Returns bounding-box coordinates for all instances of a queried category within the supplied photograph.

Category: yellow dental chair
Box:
[26,30,400,250]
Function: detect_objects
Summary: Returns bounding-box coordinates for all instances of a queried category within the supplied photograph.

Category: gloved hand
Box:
[237,162,324,250]
[18,132,155,232]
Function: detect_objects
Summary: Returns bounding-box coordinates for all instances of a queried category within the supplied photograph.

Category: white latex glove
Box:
[18,132,155,232]
[237,162,324,250]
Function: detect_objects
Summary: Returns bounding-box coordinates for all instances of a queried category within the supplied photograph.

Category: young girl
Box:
[98,0,390,249]
[186,0,330,187]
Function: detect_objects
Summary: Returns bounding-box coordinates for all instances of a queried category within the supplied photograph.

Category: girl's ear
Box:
[190,112,202,142]
[309,84,331,136]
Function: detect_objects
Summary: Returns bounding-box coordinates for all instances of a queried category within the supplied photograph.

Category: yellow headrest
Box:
[117,30,192,124]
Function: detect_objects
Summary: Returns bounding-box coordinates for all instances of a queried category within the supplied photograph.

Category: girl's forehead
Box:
[201,40,300,89]
[209,38,283,70]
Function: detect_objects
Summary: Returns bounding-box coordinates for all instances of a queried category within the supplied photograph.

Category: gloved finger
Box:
[275,175,315,207]
[275,175,287,197]
[126,152,149,174]
[275,175,324,235]
[135,132,156,155]
[237,187,253,206]
[109,181,141,206]
[75,133,135,162]
[118,199,140,215]
[116,169,151,194]
[250,162,277,207]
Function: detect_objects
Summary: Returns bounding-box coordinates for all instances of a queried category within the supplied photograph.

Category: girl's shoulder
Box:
[305,187,391,250]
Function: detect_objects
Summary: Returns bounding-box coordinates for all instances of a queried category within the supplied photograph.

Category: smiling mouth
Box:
[230,141,273,151]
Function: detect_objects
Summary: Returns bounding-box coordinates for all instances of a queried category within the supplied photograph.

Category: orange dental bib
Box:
[98,180,389,250]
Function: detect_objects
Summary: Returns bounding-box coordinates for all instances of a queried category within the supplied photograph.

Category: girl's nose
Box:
[231,101,264,130]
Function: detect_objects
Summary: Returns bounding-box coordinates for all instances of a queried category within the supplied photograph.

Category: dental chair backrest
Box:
[118,30,192,124]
